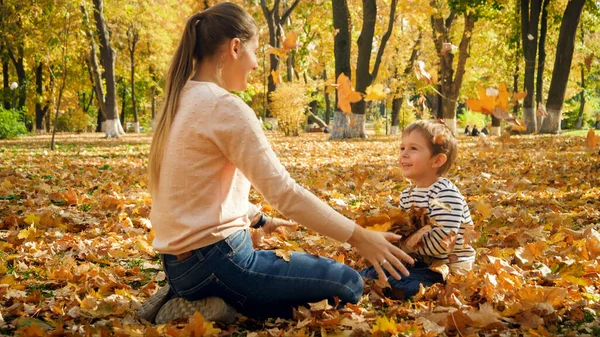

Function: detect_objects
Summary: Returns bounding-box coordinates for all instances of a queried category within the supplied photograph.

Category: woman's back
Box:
[151,81,252,254]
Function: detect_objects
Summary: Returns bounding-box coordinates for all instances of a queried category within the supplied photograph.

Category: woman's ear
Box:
[229,38,242,59]
[431,153,448,169]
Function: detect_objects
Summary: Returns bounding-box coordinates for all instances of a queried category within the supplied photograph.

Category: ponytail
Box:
[148,3,257,194]
[148,13,202,193]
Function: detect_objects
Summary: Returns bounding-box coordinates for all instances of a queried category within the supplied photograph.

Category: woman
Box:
[145,2,413,322]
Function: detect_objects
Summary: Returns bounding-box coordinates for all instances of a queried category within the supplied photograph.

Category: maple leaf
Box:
[336,73,362,114]
[466,84,526,128]
[180,312,221,336]
[372,315,398,335]
[23,213,40,226]
[430,198,451,211]
[461,224,480,248]
[266,47,288,58]
[271,69,281,85]
[282,31,298,50]
[413,60,434,84]
[275,249,292,262]
[585,129,598,150]
[404,225,432,251]
[364,83,388,101]
[475,200,493,220]
[584,53,594,72]
[536,102,548,117]
[468,303,501,328]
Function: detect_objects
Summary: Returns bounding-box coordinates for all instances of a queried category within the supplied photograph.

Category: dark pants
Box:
[359,261,444,299]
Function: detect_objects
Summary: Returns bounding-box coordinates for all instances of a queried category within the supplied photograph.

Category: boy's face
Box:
[399,131,443,188]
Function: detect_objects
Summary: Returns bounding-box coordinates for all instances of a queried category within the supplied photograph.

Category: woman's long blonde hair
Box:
[148,3,256,194]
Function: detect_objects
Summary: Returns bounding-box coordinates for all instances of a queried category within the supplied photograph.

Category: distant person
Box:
[464,125,471,136]
[471,125,480,136]
[481,125,488,136]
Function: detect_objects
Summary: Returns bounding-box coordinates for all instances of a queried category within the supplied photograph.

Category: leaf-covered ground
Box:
[1,132,599,336]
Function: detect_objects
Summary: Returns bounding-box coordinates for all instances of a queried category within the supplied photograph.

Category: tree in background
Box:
[540,0,586,134]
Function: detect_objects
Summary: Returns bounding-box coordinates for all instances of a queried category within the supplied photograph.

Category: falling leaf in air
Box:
[337,73,362,114]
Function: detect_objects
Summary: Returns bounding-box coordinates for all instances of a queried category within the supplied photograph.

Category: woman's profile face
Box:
[222,34,259,92]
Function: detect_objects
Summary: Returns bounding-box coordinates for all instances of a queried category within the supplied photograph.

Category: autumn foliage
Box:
[0,132,599,336]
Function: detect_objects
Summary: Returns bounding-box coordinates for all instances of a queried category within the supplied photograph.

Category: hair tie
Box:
[195,12,204,26]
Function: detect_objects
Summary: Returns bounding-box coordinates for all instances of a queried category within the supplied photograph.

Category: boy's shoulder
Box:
[431,178,463,196]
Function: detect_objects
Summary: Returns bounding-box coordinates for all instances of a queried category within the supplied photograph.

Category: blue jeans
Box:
[160,229,364,319]
[359,261,444,299]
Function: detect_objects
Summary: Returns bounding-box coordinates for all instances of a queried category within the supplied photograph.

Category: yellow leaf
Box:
[270,69,281,85]
[24,213,40,226]
[372,316,398,335]
[475,200,493,220]
[266,47,287,57]
[18,226,37,240]
[364,83,387,101]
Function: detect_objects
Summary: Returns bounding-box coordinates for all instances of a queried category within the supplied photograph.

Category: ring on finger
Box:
[381,259,389,266]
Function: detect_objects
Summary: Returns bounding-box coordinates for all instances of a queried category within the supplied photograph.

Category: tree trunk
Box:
[260,0,300,117]
[433,10,475,134]
[2,56,9,110]
[332,0,351,110]
[323,69,331,125]
[330,110,366,139]
[521,0,541,133]
[286,50,294,82]
[535,0,549,128]
[35,61,50,133]
[92,0,122,138]
[129,26,139,133]
[540,0,585,134]
[8,46,26,111]
[331,0,397,139]
[96,109,105,132]
[82,5,107,129]
[390,96,403,135]
[120,80,126,127]
[576,65,586,129]
[391,33,422,135]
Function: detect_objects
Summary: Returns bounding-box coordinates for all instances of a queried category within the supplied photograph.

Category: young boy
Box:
[360,120,476,300]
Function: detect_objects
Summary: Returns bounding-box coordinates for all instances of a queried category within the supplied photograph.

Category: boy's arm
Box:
[416,189,465,256]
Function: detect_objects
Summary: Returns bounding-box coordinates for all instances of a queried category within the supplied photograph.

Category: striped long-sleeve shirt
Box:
[399,178,476,271]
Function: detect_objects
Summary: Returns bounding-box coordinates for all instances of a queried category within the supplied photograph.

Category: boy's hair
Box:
[402,120,458,176]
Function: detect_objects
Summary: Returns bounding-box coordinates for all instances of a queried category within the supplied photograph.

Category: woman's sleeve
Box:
[208,95,355,242]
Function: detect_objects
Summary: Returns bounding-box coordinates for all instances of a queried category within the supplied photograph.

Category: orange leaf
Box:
[282,31,298,50]
[337,73,361,114]
[586,129,598,149]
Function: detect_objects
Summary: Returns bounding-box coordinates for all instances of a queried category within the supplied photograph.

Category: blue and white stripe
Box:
[400,178,476,266]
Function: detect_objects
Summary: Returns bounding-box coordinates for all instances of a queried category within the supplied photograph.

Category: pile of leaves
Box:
[0,131,599,336]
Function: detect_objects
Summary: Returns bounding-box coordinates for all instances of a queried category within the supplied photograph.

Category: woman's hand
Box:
[348,225,414,282]
[256,215,297,235]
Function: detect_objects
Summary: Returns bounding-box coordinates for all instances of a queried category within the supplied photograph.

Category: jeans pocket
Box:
[163,253,206,283]
[224,229,248,256]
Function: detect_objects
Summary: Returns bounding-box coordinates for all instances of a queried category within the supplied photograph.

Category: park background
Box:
[1,0,600,336]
